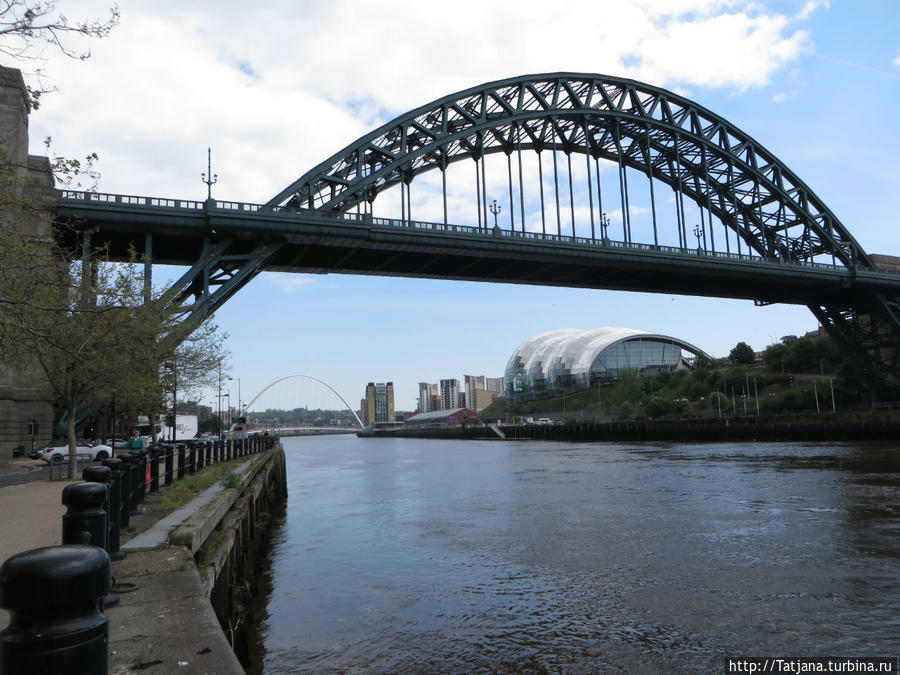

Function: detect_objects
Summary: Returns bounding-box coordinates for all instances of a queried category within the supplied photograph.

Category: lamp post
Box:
[170,355,177,442]
[217,364,223,439]
[694,223,704,252]
[600,212,610,244]
[489,199,501,229]
[223,393,230,429]
[229,377,241,416]
[201,147,218,200]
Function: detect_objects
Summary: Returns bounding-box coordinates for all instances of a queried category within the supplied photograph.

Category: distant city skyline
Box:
[22,0,900,411]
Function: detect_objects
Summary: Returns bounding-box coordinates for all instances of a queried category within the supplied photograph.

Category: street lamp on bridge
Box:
[201,147,218,200]
[600,212,610,244]
[693,223,704,252]
[489,199,502,230]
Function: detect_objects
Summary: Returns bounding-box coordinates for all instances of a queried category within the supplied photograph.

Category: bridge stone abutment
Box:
[0,66,56,458]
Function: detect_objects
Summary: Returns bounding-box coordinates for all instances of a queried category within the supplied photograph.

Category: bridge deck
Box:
[55,191,900,305]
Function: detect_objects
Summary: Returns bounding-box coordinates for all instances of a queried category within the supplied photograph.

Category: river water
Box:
[248,435,899,674]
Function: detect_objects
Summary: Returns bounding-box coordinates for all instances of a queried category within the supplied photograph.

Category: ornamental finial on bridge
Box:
[201,147,218,200]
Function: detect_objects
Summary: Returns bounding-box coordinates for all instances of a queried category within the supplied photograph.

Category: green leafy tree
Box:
[693,353,712,370]
[610,370,644,408]
[157,321,229,442]
[200,414,222,435]
[0,228,167,477]
[787,338,818,372]
[763,342,788,372]
[707,390,729,414]
[646,395,669,418]
[687,379,711,400]
[670,398,692,418]
[729,341,755,365]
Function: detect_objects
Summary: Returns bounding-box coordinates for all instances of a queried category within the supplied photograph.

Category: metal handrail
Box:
[57,189,899,277]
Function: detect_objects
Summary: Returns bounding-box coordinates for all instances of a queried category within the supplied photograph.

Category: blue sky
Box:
[21,0,900,411]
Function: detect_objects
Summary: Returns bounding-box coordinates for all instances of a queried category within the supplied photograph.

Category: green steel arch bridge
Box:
[54,73,900,397]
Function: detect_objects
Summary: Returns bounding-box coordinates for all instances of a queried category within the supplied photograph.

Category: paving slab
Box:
[108,547,243,675]
[0,477,77,631]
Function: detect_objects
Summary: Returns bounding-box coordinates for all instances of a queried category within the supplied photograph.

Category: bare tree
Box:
[0,0,119,106]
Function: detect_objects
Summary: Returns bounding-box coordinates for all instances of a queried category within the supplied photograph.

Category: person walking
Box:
[121,429,144,451]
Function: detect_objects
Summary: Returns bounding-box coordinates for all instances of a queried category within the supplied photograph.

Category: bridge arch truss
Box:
[270,73,866,270]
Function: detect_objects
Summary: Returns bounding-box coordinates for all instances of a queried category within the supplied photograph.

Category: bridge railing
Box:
[338,210,850,273]
[58,189,891,276]
[59,190,208,210]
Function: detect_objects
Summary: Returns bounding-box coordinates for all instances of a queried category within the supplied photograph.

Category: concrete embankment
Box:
[108,444,287,674]
[377,411,900,442]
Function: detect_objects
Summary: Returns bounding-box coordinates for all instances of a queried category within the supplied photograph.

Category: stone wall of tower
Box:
[0,66,56,457]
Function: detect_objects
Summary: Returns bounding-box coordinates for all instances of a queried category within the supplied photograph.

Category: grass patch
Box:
[159,458,248,512]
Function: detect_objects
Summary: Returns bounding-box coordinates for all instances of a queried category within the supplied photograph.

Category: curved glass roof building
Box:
[504,328,706,398]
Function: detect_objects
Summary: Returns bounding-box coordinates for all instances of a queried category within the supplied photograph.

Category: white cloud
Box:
[24,0,818,207]
[626,11,810,90]
[796,0,830,21]
[265,273,324,293]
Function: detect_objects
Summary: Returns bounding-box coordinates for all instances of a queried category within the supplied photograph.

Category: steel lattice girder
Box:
[268,73,867,271]
[809,293,900,398]
[157,238,281,347]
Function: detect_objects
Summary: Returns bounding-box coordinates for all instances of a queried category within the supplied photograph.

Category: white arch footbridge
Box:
[242,374,364,429]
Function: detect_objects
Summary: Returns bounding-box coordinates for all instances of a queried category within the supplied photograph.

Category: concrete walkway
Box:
[0,458,79,632]
[108,547,244,674]
[0,456,246,674]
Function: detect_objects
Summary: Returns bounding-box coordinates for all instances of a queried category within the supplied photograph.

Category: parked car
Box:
[28,446,45,459]
[38,440,114,464]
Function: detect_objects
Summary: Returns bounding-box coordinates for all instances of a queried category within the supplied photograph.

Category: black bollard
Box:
[113,455,132,529]
[177,444,186,480]
[134,448,148,503]
[62,482,108,550]
[188,445,196,475]
[117,453,139,516]
[101,458,125,557]
[82,466,112,555]
[0,545,110,674]
[79,465,121,609]
[148,446,160,493]
[163,444,174,486]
